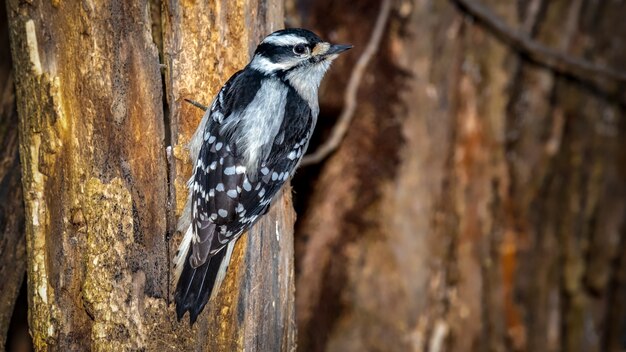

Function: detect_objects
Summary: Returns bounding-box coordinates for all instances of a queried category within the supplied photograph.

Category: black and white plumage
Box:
[174,28,351,324]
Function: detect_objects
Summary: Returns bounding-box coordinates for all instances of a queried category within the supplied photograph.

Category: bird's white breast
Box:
[221,78,288,171]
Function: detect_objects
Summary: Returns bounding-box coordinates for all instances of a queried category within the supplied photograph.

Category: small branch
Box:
[300,0,393,166]
[451,0,626,84]
[184,98,208,111]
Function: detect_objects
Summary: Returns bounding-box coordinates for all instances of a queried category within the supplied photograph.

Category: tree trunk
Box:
[7,0,293,350]
[294,1,626,351]
[0,4,26,345]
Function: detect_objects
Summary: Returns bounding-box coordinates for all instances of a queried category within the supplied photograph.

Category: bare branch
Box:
[184,98,209,111]
[451,0,626,84]
[300,0,393,166]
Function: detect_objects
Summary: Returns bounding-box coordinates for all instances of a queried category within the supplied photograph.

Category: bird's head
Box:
[250,28,352,95]
[249,28,352,110]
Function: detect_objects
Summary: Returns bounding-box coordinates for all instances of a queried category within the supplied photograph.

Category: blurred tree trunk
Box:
[0,8,26,346]
[0,75,25,352]
[294,0,626,351]
[7,0,294,351]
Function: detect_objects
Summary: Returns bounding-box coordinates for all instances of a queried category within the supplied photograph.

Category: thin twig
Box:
[300,0,393,166]
[451,0,626,84]
[184,98,209,111]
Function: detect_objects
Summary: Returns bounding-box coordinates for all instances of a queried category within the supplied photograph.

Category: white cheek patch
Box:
[250,55,301,74]
[263,34,309,47]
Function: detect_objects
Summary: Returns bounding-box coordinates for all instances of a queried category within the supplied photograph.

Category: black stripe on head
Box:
[254,43,295,62]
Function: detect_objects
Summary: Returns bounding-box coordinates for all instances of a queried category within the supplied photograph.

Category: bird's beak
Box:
[326,44,353,55]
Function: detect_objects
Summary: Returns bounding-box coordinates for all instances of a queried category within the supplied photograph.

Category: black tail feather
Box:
[175,248,228,324]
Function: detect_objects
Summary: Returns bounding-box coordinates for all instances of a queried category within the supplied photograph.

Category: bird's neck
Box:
[284,63,330,117]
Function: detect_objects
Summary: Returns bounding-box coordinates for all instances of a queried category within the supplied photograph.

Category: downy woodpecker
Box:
[174,28,351,323]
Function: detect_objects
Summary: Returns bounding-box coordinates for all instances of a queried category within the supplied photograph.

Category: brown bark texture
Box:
[6,0,294,351]
[293,0,626,351]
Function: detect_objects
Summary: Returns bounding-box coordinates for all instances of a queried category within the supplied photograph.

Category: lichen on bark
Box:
[82,177,144,351]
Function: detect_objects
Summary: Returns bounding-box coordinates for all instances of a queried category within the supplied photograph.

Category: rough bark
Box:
[294,0,626,351]
[161,1,295,350]
[7,0,293,350]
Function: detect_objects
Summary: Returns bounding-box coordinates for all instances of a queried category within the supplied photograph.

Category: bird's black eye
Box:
[293,43,308,56]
